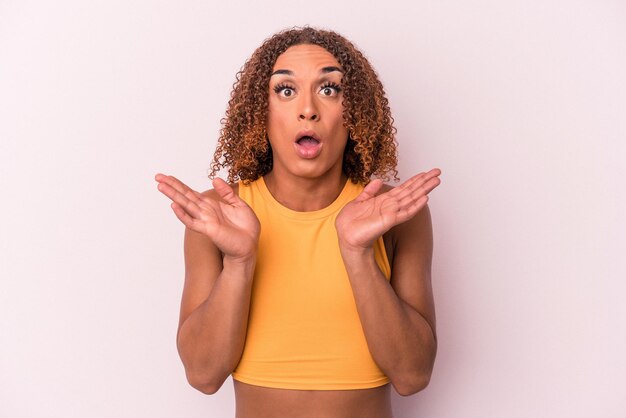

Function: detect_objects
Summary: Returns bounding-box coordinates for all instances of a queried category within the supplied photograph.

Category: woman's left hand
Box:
[336,168,441,251]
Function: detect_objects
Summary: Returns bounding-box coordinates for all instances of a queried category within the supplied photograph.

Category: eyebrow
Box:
[270,66,343,77]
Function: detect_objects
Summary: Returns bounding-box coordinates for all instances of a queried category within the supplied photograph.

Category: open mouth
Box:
[296,136,320,147]
[294,132,323,159]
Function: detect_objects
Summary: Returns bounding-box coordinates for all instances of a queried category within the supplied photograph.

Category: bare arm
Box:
[155,174,260,394]
[335,169,441,396]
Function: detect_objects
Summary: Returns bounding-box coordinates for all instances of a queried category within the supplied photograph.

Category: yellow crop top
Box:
[231,177,392,390]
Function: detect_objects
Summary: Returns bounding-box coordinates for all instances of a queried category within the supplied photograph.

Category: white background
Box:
[1,1,625,417]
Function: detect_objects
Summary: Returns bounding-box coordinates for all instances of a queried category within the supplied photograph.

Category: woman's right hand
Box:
[155,174,260,262]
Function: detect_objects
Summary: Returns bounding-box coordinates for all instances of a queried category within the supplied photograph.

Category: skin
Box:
[263,44,349,211]
[155,44,441,417]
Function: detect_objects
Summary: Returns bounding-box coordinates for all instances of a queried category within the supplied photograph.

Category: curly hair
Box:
[209,27,398,184]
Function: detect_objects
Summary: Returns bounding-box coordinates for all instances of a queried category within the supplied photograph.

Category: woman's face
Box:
[266,44,349,181]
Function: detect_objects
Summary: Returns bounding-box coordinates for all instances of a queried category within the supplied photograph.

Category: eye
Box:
[274,83,296,98]
[319,82,342,97]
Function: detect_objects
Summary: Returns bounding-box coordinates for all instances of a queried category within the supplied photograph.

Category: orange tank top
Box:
[232,177,391,390]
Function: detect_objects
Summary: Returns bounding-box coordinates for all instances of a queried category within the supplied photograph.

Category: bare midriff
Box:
[234,380,393,418]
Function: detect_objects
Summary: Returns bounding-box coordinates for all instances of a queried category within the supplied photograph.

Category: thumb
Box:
[212,178,239,205]
[354,179,384,202]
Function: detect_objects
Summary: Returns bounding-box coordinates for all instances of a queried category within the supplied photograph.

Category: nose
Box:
[299,113,318,121]
[298,92,319,121]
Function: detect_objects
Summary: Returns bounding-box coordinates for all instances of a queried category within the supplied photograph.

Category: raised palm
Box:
[336,169,441,250]
[155,174,260,260]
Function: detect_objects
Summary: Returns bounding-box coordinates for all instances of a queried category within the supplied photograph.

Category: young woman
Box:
[156,27,441,417]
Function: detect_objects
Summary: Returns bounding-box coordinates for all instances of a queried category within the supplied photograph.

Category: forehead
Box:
[272,44,341,72]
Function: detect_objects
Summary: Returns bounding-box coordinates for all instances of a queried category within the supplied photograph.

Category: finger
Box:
[156,173,187,193]
[170,202,199,230]
[395,176,440,210]
[403,195,429,221]
[157,181,204,219]
[420,176,441,195]
[378,193,428,230]
[386,171,428,198]
[404,168,441,186]
[156,175,199,205]
[156,174,202,204]
[354,179,384,202]
[425,168,442,178]
[212,178,240,205]
[173,201,224,233]
[169,175,204,203]
[386,175,423,202]
[380,169,440,225]
[393,169,441,201]
[389,174,439,213]
[390,195,429,226]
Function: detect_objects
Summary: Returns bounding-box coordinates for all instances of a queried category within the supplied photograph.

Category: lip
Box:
[294,130,322,143]
[293,130,323,159]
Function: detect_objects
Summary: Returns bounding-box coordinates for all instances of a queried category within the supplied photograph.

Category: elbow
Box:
[393,334,437,396]
[185,370,228,395]
[393,373,432,396]
[177,338,232,395]
[392,354,436,396]
[190,380,221,395]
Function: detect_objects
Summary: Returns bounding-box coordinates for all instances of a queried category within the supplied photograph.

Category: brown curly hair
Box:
[210,27,398,184]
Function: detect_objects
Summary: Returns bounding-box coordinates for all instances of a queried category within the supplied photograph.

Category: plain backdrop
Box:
[1,0,625,417]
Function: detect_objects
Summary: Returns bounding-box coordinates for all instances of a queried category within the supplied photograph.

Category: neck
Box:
[263,169,348,212]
